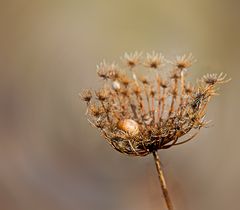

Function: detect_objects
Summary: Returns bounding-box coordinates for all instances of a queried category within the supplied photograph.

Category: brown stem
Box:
[144,85,151,115]
[157,83,161,121]
[168,78,178,117]
[152,151,174,210]
[160,88,166,119]
[151,90,155,123]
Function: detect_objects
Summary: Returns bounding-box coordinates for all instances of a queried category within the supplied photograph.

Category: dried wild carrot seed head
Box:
[81,52,230,156]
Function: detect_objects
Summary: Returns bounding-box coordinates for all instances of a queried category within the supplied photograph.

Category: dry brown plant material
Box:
[80,52,230,210]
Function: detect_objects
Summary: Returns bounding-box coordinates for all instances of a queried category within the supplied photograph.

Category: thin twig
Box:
[152,151,174,210]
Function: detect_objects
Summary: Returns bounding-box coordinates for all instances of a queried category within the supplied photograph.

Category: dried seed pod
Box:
[79,89,92,102]
[144,51,165,69]
[123,51,142,68]
[184,82,193,94]
[107,64,120,80]
[132,84,141,95]
[95,88,109,101]
[96,61,109,79]
[140,76,149,85]
[160,80,168,89]
[117,119,140,136]
[89,104,104,117]
[150,87,155,96]
[119,74,131,86]
[201,73,231,85]
[172,53,197,70]
[170,72,180,80]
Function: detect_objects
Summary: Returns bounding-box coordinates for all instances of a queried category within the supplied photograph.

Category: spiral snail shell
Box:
[112,80,121,91]
[117,119,140,136]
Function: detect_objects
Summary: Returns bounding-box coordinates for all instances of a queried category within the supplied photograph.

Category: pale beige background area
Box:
[0,1,239,210]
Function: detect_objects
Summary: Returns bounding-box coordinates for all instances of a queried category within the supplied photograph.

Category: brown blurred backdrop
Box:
[0,0,239,210]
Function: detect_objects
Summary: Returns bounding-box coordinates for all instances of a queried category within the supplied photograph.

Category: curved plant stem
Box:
[152,151,174,210]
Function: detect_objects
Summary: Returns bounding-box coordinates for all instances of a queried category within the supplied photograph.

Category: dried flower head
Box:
[97,61,120,80]
[184,82,193,94]
[144,51,165,69]
[79,89,92,103]
[171,53,197,70]
[122,51,142,69]
[201,72,231,85]
[95,88,110,101]
[96,61,109,79]
[81,52,229,157]
[118,74,132,87]
[89,103,105,117]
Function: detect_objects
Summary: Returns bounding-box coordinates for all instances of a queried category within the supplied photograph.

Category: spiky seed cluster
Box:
[171,53,197,70]
[122,51,142,69]
[144,51,165,69]
[81,52,230,156]
[200,72,231,85]
[79,89,92,103]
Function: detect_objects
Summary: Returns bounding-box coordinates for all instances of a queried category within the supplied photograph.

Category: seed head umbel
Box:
[80,52,230,157]
[144,51,165,69]
[122,51,142,69]
[79,89,92,103]
[201,72,231,85]
[171,53,197,70]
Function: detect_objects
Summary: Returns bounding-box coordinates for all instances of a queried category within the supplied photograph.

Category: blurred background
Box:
[0,0,239,210]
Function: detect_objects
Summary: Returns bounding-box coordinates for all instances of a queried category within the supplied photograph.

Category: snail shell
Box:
[112,81,121,91]
[117,119,139,136]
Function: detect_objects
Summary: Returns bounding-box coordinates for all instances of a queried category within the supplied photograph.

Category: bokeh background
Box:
[0,1,239,210]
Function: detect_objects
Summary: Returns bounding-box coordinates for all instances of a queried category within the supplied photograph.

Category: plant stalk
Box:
[152,151,174,210]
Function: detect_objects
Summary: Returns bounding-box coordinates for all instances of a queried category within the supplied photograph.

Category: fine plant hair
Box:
[80,51,230,210]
